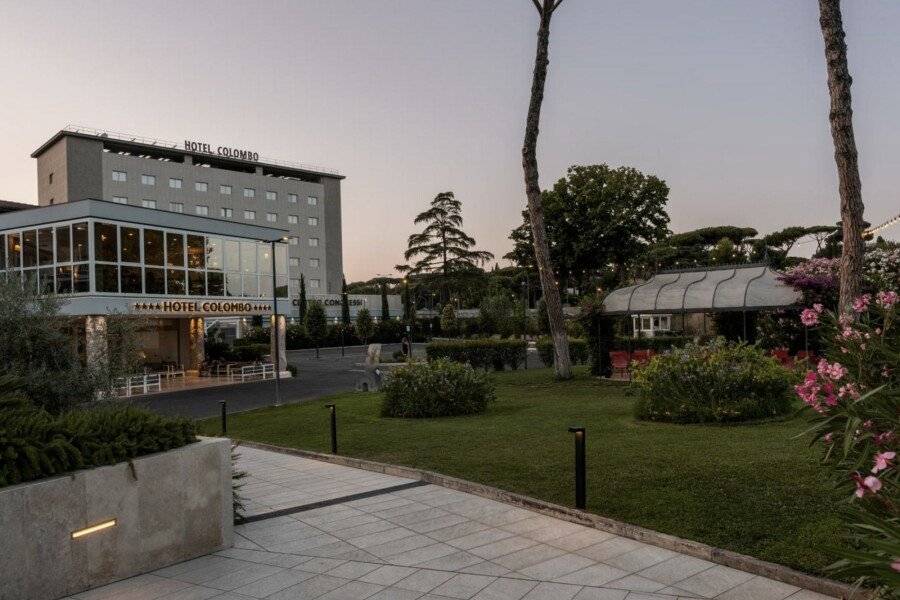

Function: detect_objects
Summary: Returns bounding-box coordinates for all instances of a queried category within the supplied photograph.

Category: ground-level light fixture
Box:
[71,518,117,539]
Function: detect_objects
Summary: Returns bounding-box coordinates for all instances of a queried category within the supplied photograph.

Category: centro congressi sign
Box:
[184,140,259,162]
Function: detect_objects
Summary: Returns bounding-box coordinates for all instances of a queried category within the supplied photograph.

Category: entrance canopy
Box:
[602,264,800,315]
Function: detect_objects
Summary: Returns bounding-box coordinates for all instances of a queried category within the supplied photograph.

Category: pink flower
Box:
[876,290,898,309]
[800,308,819,327]
[893,560,900,573]
[813,303,824,313]
[872,452,896,474]
[852,472,882,497]
[853,294,872,313]
[875,431,896,447]
[817,359,847,381]
[823,433,833,444]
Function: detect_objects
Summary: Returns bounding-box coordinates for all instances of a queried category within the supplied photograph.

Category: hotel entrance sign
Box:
[132,299,272,315]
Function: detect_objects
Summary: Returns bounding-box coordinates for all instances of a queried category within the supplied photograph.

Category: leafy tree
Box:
[643,226,758,271]
[504,221,537,272]
[397,191,493,281]
[355,308,374,345]
[297,274,307,323]
[305,301,327,357]
[522,0,570,379]
[511,164,671,289]
[479,294,514,337]
[752,225,839,268]
[340,277,350,325]
[709,237,742,265]
[440,303,458,337]
[380,282,390,321]
[818,0,866,315]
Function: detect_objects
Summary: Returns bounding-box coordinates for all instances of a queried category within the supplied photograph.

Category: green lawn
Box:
[199,367,844,576]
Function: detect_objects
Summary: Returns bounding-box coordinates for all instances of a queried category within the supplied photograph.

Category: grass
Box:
[199,367,844,577]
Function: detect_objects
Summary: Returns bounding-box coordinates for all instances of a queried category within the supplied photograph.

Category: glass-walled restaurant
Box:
[0,199,291,381]
[0,220,287,299]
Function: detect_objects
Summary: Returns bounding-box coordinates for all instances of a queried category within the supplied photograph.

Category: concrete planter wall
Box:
[0,437,233,600]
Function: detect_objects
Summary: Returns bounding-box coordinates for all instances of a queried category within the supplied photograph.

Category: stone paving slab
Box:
[67,447,840,600]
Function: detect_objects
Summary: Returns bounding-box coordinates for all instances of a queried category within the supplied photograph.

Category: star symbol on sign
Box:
[154,303,162,310]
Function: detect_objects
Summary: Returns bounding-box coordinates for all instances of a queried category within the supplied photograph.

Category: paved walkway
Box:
[68,447,836,600]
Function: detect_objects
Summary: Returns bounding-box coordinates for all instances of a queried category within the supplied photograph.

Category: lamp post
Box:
[271,239,284,407]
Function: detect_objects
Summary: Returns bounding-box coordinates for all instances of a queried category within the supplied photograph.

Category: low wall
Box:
[0,437,233,600]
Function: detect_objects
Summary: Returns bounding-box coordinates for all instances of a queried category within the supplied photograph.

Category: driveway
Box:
[129,344,422,420]
[68,446,837,600]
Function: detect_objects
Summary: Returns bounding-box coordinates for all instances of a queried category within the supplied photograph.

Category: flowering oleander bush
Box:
[381,359,496,418]
[632,339,795,423]
[795,290,899,594]
[866,248,900,292]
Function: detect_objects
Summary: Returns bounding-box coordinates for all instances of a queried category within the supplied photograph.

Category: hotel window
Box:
[55,226,70,263]
[310,279,321,289]
[289,257,299,268]
[145,266,165,294]
[308,217,318,226]
[169,178,182,189]
[169,202,183,213]
[220,207,233,218]
[244,210,256,221]
[94,222,118,263]
[112,170,127,182]
[243,188,255,198]
[167,268,186,295]
[220,185,232,195]
[38,228,53,266]
[141,174,156,185]
[196,205,209,216]
[187,235,205,269]
[142,199,157,209]
[266,212,277,223]
[287,215,298,224]
[166,232,185,267]
[120,227,140,263]
[121,266,142,294]
[195,182,208,192]
[112,196,128,204]
[288,193,298,203]
[307,196,318,206]
[288,236,299,246]
[309,258,319,269]
[308,237,319,247]
[143,229,163,266]
[21,230,37,268]
[96,264,119,293]
[266,191,277,201]
[6,232,20,269]
[73,222,88,261]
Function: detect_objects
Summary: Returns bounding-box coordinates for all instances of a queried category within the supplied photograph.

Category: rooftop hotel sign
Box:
[184,140,259,162]
[131,299,272,315]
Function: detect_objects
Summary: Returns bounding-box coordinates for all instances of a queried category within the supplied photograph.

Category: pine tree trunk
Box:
[818,0,865,316]
[523,0,572,379]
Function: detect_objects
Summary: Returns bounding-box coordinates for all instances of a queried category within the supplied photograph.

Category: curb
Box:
[237,440,863,600]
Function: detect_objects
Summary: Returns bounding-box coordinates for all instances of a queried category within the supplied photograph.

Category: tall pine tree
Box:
[297,274,307,323]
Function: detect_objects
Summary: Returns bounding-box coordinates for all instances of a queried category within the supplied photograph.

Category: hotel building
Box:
[31,126,344,306]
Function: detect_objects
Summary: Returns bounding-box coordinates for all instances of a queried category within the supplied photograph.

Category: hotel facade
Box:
[31,126,344,304]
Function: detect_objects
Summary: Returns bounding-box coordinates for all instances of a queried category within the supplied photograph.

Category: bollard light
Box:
[220,400,227,436]
[568,426,586,509]
[326,404,337,454]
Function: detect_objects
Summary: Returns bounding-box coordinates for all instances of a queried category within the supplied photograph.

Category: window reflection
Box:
[94,222,117,262]
[187,235,205,269]
[121,227,140,263]
[72,223,88,261]
[166,233,184,267]
[144,229,163,265]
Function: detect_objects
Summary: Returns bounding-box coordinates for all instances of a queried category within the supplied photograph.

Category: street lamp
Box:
[270,237,287,407]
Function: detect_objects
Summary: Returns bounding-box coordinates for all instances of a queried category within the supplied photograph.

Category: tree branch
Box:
[531,0,543,14]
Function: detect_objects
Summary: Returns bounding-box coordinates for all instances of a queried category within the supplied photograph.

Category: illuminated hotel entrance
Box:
[0,198,291,395]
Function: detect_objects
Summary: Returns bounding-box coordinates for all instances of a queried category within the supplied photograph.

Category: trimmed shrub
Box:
[426,339,526,371]
[536,338,589,367]
[0,379,197,488]
[609,335,692,352]
[232,343,269,362]
[381,360,495,418]
[632,339,795,423]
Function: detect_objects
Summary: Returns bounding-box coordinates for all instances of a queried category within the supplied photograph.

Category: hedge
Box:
[610,335,693,352]
[0,389,197,488]
[426,339,527,371]
[381,360,495,418]
[536,338,589,367]
[632,340,795,423]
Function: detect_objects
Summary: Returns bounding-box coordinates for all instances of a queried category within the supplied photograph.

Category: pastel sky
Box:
[1,1,898,280]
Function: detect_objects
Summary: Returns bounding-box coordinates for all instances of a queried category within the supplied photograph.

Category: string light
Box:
[866,211,900,237]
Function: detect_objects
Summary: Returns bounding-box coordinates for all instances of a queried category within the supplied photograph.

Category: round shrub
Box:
[632,339,795,423]
[381,359,495,418]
